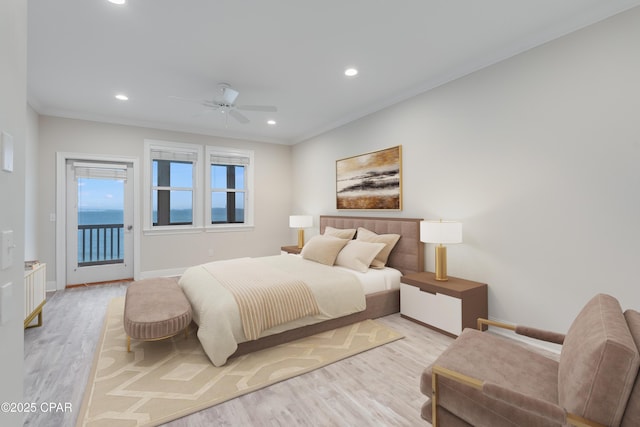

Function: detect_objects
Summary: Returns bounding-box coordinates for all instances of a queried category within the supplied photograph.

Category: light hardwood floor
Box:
[24,283,452,427]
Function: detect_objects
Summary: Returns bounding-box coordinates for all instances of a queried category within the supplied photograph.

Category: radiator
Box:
[24,262,46,328]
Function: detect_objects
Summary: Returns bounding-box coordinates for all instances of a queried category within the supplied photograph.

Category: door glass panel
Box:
[77,177,125,265]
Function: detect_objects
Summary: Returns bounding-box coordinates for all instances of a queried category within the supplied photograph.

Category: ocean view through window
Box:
[143,140,253,232]
[152,159,194,226]
[208,147,252,226]
[211,164,245,223]
[77,177,125,265]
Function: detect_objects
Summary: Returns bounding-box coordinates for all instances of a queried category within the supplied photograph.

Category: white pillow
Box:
[356,227,400,268]
[323,226,356,240]
[335,240,386,273]
[300,235,349,266]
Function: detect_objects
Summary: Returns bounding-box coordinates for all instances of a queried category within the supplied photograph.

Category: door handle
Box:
[126,225,133,231]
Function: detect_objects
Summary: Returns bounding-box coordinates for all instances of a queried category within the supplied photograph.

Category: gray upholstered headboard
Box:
[319,215,424,275]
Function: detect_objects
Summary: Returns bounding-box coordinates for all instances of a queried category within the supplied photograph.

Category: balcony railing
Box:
[78,224,124,266]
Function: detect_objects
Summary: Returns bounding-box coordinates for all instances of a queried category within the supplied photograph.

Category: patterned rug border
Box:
[76,297,403,427]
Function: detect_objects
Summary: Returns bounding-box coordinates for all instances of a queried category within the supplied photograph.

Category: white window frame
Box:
[143,139,203,234]
[205,146,254,232]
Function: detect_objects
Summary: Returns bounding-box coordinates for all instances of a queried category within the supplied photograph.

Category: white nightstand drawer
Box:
[400,283,462,336]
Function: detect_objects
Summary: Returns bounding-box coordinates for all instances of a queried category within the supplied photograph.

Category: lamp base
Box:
[297,229,305,249]
[434,245,448,281]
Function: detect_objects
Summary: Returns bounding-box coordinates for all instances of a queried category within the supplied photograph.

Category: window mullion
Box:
[157,160,171,226]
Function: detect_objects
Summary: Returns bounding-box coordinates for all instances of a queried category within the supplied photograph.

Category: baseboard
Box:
[46,280,58,292]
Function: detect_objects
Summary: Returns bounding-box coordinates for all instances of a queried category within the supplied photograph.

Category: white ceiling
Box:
[27,0,640,145]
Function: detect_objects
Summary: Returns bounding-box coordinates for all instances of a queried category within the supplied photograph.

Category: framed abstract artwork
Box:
[336,145,402,210]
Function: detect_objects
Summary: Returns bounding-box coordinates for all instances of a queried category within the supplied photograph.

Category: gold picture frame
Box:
[336,145,402,210]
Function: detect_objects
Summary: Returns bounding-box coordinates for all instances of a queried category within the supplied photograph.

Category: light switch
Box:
[0,282,12,325]
[1,131,14,172]
[1,230,15,270]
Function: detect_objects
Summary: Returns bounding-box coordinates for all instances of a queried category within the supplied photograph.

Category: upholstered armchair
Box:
[420,294,640,427]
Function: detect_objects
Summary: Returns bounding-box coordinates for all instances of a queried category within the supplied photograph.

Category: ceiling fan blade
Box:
[228,109,250,124]
[192,108,218,117]
[222,87,239,105]
[237,105,278,112]
[202,101,220,108]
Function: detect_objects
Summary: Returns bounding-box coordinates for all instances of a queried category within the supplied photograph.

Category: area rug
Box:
[76,298,403,427]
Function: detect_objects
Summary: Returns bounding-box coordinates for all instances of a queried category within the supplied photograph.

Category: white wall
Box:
[37,117,292,287]
[25,105,39,261]
[0,0,26,424]
[292,7,640,334]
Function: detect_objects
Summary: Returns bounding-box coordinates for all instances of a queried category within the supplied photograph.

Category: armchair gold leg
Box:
[431,365,483,427]
[127,336,131,352]
[184,327,189,338]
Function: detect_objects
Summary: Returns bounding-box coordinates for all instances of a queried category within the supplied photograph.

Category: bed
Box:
[179,215,424,366]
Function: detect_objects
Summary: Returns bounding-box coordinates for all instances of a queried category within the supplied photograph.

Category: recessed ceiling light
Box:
[267,120,277,125]
[344,68,358,77]
[115,94,129,101]
[108,0,126,5]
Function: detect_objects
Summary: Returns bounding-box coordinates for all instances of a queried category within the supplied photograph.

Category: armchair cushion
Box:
[558,294,640,427]
[421,328,560,427]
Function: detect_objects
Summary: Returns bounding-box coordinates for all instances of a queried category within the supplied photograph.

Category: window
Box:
[207,147,254,229]
[144,140,203,232]
[152,159,193,225]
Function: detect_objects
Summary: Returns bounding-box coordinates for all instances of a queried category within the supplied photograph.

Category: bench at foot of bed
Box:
[123,277,192,352]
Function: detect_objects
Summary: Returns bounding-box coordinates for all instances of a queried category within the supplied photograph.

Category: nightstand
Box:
[400,272,488,337]
[280,245,302,255]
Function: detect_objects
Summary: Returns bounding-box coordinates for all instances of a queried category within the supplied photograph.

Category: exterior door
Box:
[66,160,134,285]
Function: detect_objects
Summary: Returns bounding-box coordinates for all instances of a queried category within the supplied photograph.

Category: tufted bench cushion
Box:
[123,277,192,351]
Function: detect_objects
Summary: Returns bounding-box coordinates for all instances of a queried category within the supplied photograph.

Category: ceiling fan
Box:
[169,83,277,125]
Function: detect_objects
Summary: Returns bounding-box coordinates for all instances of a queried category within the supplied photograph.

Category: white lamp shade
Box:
[289,215,313,228]
[420,220,462,244]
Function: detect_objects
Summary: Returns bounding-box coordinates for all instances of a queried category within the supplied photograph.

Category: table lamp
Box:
[420,220,462,281]
[289,215,313,249]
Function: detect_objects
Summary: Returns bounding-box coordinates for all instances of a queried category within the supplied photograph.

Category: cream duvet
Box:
[178,255,366,366]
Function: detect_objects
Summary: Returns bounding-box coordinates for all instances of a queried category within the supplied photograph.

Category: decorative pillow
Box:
[300,235,349,266]
[355,227,401,268]
[324,226,356,240]
[335,240,386,273]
